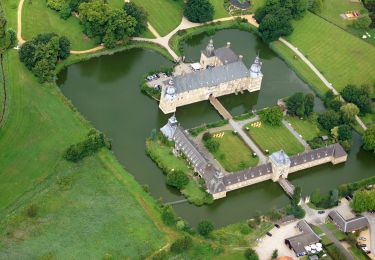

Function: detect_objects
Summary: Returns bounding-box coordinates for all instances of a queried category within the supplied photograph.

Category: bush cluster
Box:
[339,176,375,196]
[64,129,111,162]
[19,33,70,82]
[170,235,193,253]
[351,189,375,212]
[259,106,283,126]
[286,92,315,117]
[0,7,16,53]
[184,0,214,23]
[166,170,189,190]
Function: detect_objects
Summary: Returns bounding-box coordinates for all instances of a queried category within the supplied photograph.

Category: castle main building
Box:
[159,40,263,114]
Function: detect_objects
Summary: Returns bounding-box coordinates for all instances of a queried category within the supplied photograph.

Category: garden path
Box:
[282,119,310,150]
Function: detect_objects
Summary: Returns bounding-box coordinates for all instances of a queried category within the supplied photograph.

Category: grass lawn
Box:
[210,0,229,19]
[285,116,321,141]
[286,12,375,92]
[245,121,305,156]
[208,130,259,172]
[146,139,212,205]
[317,0,375,46]
[131,0,184,36]
[350,246,369,260]
[22,0,97,51]
[0,50,168,258]
[270,41,328,97]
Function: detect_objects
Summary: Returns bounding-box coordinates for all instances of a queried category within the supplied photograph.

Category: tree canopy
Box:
[166,170,189,190]
[184,0,214,23]
[197,220,214,237]
[79,0,137,48]
[19,33,71,82]
[260,107,283,126]
[363,125,375,152]
[340,103,359,124]
[286,92,315,117]
[123,2,148,36]
[244,248,259,260]
[317,110,341,131]
[341,84,372,115]
[351,189,375,212]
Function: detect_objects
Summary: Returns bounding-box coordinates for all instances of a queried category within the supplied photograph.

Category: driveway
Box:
[255,221,299,260]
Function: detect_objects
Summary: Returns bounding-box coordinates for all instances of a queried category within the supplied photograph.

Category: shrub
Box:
[363,125,375,152]
[184,0,214,23]
[244,248,259,260]
[259,107,283,126]
[166,170,189,190]
[64,129,110,162]
[161,205,177,226]
[197,220,214,237]
[170,235,193,253]
[204,139,220,153]
[27,204,38,218]
[202,132,212,141]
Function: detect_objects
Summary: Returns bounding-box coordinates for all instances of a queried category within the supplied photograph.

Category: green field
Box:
[210,0,229,19]
[131,0,184,36]
[270,41,328,97]
[317,0,375,46]
[245,121,305,156]
[285,116,321,141]
[22,0,97,50]
[146,139,212,205]
[0,49,169,258]
[287,12,375,92]
[209,130,259,172]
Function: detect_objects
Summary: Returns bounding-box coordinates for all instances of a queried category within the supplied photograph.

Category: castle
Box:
[159,40,263,114]
[160,115,348,199]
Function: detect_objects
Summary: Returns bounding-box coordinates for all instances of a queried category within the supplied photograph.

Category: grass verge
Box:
[285,115,321,141]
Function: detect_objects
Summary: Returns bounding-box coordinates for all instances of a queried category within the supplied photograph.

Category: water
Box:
[58,30,374,227]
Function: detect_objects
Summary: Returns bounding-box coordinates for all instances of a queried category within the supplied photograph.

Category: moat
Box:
[58,29,375,227]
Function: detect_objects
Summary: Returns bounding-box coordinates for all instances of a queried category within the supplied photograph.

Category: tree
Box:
[351,190,375,212]
[340,103,359,124]
[311,188,321,205]
[329,189,339,207]
[363,125,375,152]
[205,138,220,153]
[286,92,304,116]
[271,249,278,259]
[79,0,136,48]
[166,170,189,190]
[161,205,177,226]
[292,186,302,205]
[304,93,315,116]
[58,36,71,59]
[260,106,283,126]
[258,9,293,42]
[310,0,323,14]
[291,0,308,19]
[184,0,214,23]
[123,2,148,36]
[197,220,214,237]
[244,248,259,260]
[338,125,352,141]
[341,84,372,114]
[170,236,193,253]
[318,110,341,131]
[352,15,372,29]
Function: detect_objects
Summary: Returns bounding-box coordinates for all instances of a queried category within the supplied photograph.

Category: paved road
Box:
[236,115,259,127]
[318,224,355,260]
[229,119,267,164]
[282,119,310,150]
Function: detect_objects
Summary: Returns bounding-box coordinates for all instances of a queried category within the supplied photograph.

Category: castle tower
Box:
[247,54,263,92]
[269,150,291,182]
[200,39,216,68]
[160,114,178,140]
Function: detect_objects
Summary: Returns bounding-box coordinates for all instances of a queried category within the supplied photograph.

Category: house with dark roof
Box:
[328,210,368,232]
[285,220,320,257]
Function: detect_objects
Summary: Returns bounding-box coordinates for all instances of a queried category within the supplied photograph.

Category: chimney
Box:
[226,42,231,48]
[239,55,243,60]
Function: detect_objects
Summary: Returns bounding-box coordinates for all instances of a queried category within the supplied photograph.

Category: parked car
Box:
[274,224,280,229]
[266,232,272,237]
[359,243,367,247]
[345,195,352,201]
[359,237,367,241]
[318,210,325,214]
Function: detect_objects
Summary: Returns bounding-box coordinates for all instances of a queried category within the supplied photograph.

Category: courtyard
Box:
[245,121,305,156]
[208,130,259,172]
